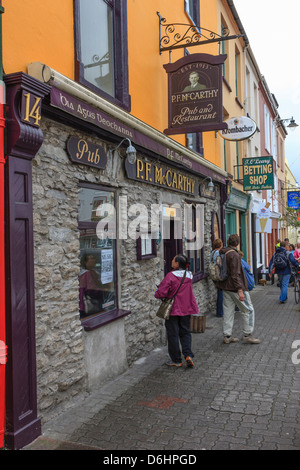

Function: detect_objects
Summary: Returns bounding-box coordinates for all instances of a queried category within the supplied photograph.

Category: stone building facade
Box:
[33,115,222,417]
[4,72,228,448]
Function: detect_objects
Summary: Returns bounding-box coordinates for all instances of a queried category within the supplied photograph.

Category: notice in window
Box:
[101,249,114,284]
[142,236,152,256]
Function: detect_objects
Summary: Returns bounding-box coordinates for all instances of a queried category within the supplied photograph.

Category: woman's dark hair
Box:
[175,254,190,270]
[80,253,95,268]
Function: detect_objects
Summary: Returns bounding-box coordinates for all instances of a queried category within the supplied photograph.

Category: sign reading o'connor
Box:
[219,116,257,141]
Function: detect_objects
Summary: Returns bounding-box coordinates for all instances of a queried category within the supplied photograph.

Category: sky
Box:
[233,0,300,187]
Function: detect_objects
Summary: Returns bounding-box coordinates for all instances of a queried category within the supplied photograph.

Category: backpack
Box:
[241,259,255,291]
[209,249,234,282]
[273,250,288,270]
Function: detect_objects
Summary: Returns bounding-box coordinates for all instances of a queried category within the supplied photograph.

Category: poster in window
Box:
[101,249,114,284]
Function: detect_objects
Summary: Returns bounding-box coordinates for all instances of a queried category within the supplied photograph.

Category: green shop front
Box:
[225,187,250,258]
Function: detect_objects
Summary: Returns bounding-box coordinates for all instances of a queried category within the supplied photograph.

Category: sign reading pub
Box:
[163,53,228,135]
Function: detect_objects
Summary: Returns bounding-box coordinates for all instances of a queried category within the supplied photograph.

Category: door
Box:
[162,206,182,276]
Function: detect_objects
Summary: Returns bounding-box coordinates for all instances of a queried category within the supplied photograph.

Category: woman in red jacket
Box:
[155,254,199,368]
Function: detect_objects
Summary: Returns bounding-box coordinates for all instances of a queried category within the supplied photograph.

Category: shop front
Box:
[225,187,250,258]
[4,71,227,448]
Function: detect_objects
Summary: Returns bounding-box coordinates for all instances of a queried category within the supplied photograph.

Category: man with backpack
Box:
[215,234,260,344]
[269,240,299,303]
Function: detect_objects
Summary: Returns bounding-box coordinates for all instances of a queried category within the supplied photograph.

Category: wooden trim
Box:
[81,308,131,331]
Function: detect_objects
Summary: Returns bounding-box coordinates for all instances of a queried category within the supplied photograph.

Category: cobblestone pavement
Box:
[24,282,300,451]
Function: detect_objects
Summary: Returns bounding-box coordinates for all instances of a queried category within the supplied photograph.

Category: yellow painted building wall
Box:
[2,0,222,170]
[2,0,74,78]
[217,0,246,185]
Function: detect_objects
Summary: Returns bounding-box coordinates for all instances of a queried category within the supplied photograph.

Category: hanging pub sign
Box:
[219,116,257,141]
[163,53,228,135]
[243,156,274,191]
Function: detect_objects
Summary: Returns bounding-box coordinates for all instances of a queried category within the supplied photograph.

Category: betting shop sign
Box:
[243,156,274,191]
[163,53,227,135]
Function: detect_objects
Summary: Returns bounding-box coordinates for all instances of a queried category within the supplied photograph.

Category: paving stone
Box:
[22,284,300,451]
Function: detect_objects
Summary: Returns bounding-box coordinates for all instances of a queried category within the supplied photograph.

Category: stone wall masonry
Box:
[32,118,219,420]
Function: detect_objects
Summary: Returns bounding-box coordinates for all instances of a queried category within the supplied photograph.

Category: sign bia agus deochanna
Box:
[243,156,274,191]
[219,116,257,141]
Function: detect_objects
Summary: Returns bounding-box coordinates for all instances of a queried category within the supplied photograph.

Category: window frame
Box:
[136,231,157,260]
[184,0,200,27]
[186,132,204,157]
[78,182,130,331]
[74,0,131,111]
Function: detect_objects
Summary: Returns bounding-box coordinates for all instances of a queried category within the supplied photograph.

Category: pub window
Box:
[74,0,130,110]
[78,185,117,320]
[185,202,204,282]
[185,0,200,26]
[186,133,204,156]
[136,231,157,260]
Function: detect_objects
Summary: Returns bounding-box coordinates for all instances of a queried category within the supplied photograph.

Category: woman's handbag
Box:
[155,297,175,320]
[156,271,186,320]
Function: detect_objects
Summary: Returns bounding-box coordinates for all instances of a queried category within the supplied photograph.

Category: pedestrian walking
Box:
[289,244,295,255]
[155,254,199,368]
[269,240,299,303]
[215,234,260,344]
[294,243,300,263]
[210,238,224,317]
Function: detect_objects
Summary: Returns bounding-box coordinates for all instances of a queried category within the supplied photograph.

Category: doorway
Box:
[162,205,182,276]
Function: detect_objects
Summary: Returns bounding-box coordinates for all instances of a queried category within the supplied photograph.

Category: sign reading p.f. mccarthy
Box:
[163,53,228,135]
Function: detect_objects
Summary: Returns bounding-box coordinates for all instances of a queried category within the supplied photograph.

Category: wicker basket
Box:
[190,315,206,333]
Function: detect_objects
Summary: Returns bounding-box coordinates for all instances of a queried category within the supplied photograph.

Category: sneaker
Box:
[185,356,194,368]
[241,335,261,344]
[223,336,239,344]
[166,361,182,367]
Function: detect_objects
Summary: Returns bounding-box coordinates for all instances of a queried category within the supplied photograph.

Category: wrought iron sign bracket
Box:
[157,12,244,54]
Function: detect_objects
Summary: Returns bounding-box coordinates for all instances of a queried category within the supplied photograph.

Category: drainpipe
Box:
[0,3,6,449]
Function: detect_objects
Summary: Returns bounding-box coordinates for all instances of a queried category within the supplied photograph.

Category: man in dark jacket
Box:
[216,234,260,344]
[269,241,299,303]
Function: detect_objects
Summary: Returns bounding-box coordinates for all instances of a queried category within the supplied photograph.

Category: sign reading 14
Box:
[21,91,42,127]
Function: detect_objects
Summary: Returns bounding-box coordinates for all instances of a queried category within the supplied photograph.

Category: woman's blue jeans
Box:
[165,315,193,363]
[278,273,290,302]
